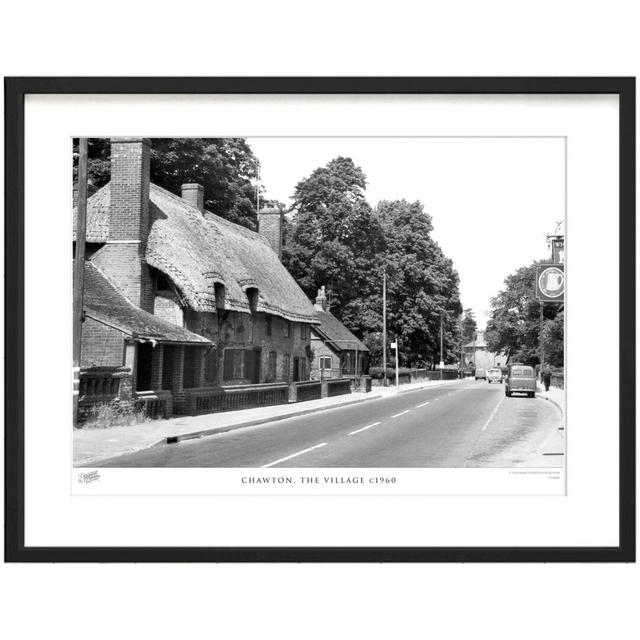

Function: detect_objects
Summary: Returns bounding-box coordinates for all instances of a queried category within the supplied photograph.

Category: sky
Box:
[248,137,565,328]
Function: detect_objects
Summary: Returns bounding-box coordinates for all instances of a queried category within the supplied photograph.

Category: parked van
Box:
[487,368,503,384]
[505,365,536,398]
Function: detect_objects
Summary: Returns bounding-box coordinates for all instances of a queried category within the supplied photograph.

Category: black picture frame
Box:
[4,77,635,563]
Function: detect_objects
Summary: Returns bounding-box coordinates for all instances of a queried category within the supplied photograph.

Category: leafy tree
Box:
[375,199,462,367]
[282,157,386,332]
[485,261,563,367]
[461,308,477,344]
[73,138,260,230]
[283,157,463,367]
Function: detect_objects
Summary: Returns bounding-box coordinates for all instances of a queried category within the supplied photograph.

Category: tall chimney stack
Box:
[92,137,153,311]
[258,206,283,259]
[182,183,204,212]
[314,285,329,311]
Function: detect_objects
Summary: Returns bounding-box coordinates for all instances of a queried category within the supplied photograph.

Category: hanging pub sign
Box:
[551,236,565,263]
[535,263,565,302]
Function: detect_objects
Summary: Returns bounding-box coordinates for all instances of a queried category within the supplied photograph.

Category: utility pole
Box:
[539,301,545,379]
[459,316,464,378]
[439,314,444,380]
[73,138,89,426]
[382,267,387,387]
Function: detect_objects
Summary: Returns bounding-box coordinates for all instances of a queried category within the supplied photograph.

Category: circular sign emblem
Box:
[538,266,564,298]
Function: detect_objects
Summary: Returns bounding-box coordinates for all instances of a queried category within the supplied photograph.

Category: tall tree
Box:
[485,261,563,367]
[73,138,260,230]
[375,199,462,366]
[282,157,385,331]
[283,161,463,367]
[461,308,477,344]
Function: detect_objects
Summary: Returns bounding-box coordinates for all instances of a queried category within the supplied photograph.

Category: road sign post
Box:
[390,340,399,391]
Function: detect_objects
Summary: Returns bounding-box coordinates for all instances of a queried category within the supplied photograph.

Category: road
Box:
[95,378,564,468]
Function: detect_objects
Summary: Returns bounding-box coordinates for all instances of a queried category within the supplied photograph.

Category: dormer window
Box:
[154,270,172,293]
[246,287,259,315]
[214,282,226,310]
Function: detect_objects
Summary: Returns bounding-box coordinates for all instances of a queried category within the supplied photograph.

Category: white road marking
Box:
[348,421,381,436]
[391,410,410,418]
[261,443,327,468]
[415,401,430,408]
[481,396,505,431]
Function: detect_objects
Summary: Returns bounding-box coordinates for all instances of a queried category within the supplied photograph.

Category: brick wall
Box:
[109,138,150,241]
[257,210,283,258]
[310,335,341,380]
[92,138,154,312]
[154,293,184,326]
[80,317,126,367]
[181,183,204,212]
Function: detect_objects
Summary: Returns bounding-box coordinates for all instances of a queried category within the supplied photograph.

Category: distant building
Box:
[310,287,369,380]
[73,138,319,416]
[463,330,507,370]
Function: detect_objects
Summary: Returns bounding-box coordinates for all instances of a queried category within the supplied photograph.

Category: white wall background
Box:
[1,2,638,640]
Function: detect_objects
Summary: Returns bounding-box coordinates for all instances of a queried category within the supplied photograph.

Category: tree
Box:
[282,157,385,331]
[461,308,477,344]
[73,138,260,230]
[375,199,462,366]
[485,261,563,367]
[283,161,463,368]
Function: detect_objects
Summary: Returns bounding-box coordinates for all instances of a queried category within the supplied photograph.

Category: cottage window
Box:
[282,353,291,381]
[320,356,332,370]
[204,350,217,384]
[265,314,272,336]
[283,320,290,338]
[300,323,309,340]
[267,351,277,382]
[223,349,245,381]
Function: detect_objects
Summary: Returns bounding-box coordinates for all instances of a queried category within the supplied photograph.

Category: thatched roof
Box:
[312,310,369,352]
[74,183,319,324]
[83,261,211,345]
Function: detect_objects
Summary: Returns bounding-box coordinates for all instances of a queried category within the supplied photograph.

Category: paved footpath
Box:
[74,378,461,465]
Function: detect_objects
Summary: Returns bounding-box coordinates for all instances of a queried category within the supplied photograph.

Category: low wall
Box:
[183,383,289,416]
[295,380,322,403]
[77,366,133,423]
[327,378,352,397]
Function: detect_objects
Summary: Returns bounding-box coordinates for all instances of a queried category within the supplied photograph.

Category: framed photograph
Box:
[5,77,635,562]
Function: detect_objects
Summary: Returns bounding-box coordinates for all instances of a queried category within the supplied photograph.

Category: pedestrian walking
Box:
[542,364,552,392]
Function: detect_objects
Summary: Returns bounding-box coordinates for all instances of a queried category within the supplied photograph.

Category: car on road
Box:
[505,365,536,398]
[486,368,503,384]
[474,368,486,381]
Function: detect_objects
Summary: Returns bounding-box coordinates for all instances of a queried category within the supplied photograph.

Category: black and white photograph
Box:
[72,135,566,472]
[6,76,632,564]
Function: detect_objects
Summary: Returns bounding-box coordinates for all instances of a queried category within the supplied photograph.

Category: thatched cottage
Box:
[73,138,319,416]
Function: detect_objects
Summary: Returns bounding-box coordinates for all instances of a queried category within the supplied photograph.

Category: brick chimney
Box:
[258,206,283,259]
[181,183,204,212]
[314,285,329,311]
[92,137,154,311]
